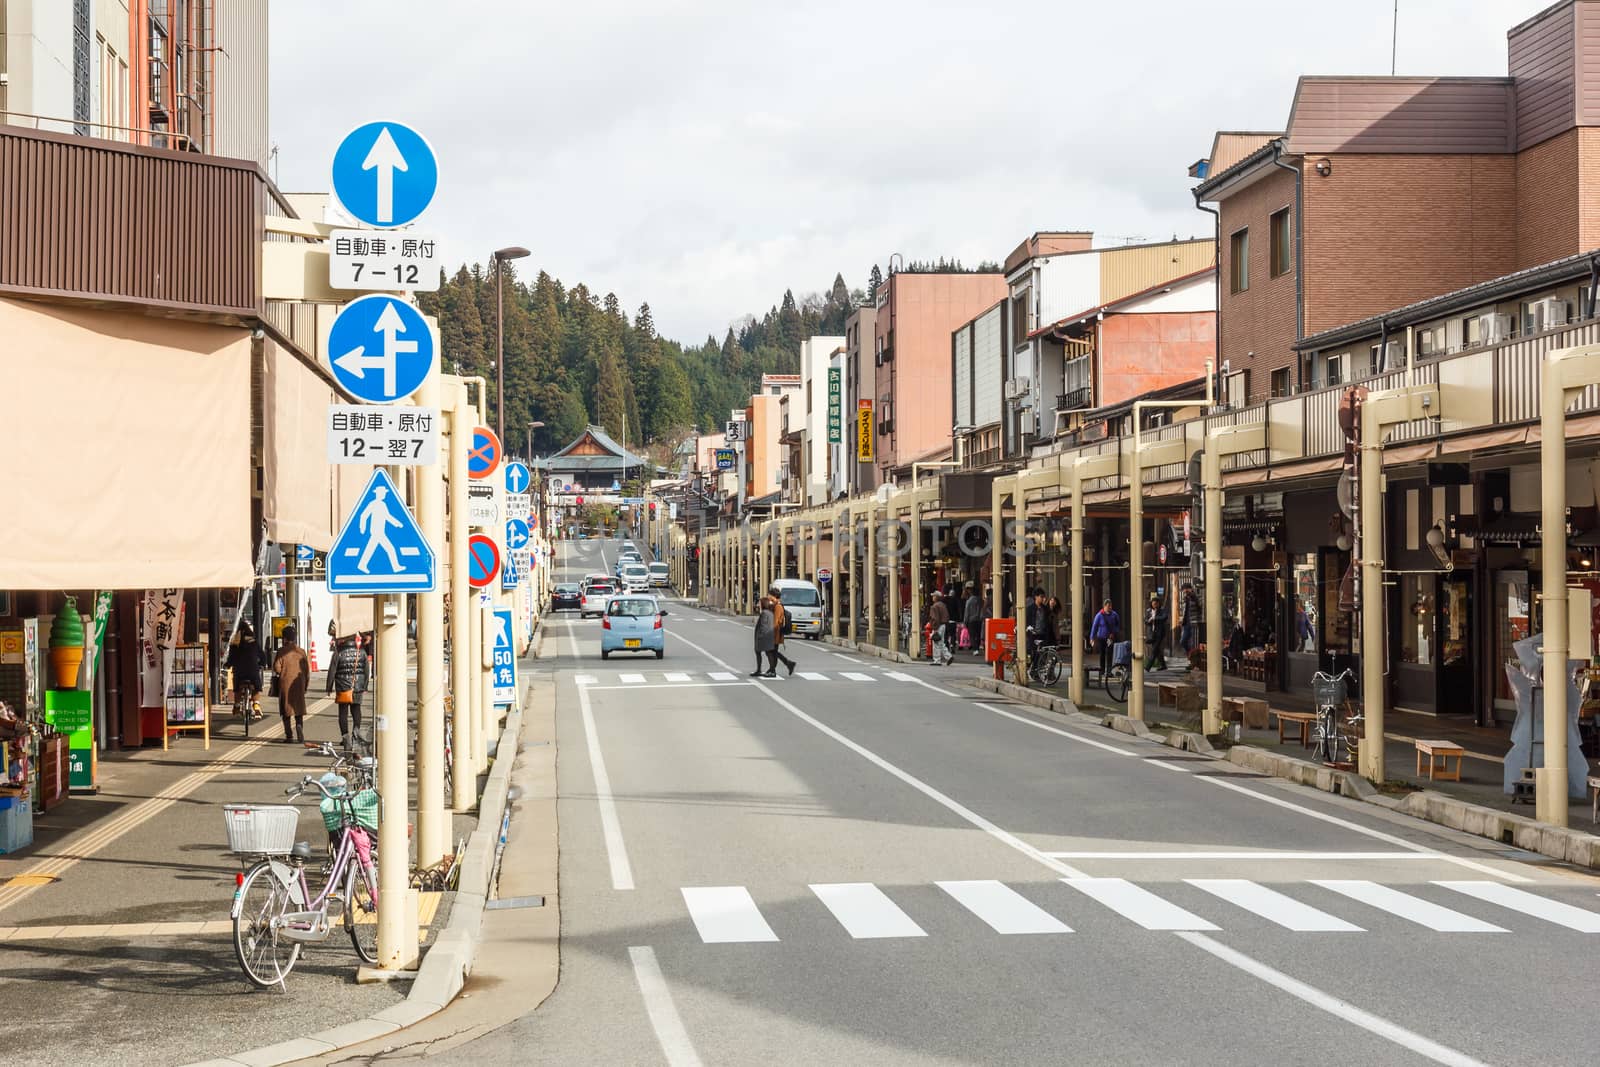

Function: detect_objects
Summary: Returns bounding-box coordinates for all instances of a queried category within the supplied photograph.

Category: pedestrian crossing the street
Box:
[573,669,915,686]
[677,878,1600,944]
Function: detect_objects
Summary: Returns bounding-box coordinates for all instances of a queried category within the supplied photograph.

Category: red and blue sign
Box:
[467,533,501,588]
[468,426,502,480]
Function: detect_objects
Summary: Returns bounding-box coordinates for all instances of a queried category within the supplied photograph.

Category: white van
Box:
[773,578,825,640]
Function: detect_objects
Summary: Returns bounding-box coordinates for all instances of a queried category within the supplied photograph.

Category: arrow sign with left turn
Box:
[328,295,436,404]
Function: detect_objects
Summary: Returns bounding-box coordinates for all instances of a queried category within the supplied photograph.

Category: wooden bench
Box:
[1414,739,1465,782]
[1588,775,1600,823]
[1158,681,1201,711]
[1273,710,1316,747]
[1222,696,1271,731]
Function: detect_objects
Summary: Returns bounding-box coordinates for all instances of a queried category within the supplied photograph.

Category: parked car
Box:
[648,562,670,588]
[580,581,617,618]
[620,563,650,592]
[600,595,667,659]
[773,578,826,640]
[552,583,583,611]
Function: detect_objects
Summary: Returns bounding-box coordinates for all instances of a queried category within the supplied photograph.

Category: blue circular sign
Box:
[331,121,438,228]
[329,295,435,403]
[505,518,530,550]
[504,461,531,495]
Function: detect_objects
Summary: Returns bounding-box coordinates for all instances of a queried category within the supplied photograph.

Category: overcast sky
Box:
[270,0,1554,344]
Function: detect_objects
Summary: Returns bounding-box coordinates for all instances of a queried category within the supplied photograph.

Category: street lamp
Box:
[492,245,531,444]
[525,419,546,462]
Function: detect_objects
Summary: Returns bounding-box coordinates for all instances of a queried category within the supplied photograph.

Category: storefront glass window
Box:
[1291,553,1317,653]
[1323,549,1353,655]
[1400,574,1435,665]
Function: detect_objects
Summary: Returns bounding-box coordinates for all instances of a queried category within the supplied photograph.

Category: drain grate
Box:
[484,895,545,910]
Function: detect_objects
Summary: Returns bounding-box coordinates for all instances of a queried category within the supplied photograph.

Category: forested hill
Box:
[416,264,860,461]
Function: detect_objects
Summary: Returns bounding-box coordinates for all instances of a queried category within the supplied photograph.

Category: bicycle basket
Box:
[1312,675,1348,708]
[1112,640,1132,667]
[321,789,379,833]
[223,804,300,855]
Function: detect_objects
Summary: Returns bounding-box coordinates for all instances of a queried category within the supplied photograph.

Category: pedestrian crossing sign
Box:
[326,468,436,593]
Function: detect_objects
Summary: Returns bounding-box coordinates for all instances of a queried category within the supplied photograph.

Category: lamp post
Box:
[492,245,531,444]
[525,419,545,462]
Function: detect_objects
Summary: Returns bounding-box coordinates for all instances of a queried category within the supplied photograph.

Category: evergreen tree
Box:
[867,264,883,303]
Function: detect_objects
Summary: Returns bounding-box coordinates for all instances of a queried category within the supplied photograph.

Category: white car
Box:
[620,563,651,592]
[648,562,670,588]
[773,578,826,639]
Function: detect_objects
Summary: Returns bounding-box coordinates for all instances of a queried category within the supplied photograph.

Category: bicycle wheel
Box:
[1041,650,1062,687]
[344,856,379,965]
[1107,666,1130,703]
[233,859,301,988]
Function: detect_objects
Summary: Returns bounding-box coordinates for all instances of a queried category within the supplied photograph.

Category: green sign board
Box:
[827,367,842,443]
[44,689,93,790]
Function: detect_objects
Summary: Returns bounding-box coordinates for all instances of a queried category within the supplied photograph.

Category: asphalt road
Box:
[442,537,1600,1066]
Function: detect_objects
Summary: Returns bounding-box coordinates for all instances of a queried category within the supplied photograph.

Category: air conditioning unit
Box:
[1534,297,1569,331]
[1477,313,1513,344]
[1004,376,1031,401]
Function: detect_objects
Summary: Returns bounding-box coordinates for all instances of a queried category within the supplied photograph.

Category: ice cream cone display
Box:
[48,597,85,690]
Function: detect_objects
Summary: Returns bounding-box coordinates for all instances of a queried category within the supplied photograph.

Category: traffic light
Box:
[576,496,584,506]
[649,502,657,518]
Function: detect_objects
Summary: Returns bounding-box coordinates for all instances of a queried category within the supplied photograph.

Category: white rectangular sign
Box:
[327,404,438,464]
[328,229,441,291]
[467,483,497,527]
[507,494,532,521]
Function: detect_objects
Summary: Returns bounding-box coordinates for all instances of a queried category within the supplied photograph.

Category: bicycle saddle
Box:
[291,840,314,859]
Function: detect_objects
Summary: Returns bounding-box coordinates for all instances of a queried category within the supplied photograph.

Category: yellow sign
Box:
[857,400,874,462]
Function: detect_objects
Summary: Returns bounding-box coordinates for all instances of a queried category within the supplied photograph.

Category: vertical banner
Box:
[139,589,185,707]
[856,399,874,462]
[828,367,843,443]
[22,618,39,716]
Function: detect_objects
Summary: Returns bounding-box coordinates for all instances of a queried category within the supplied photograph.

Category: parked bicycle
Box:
[303,740,376,793]
[1021,629,1063,687]
[1103,640,1133,703]
[224,771,380,989]
[1311,668,1359,766]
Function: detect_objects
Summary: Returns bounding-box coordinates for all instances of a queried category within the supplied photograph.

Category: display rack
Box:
[163,643,210,750]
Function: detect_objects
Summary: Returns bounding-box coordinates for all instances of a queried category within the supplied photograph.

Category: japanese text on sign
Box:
[327,404,440,465]
[856,399,874,462]
[328,229,441,292]
[828,367,842,443]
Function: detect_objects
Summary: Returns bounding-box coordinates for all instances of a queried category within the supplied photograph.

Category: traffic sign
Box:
[504,460,531,495]
[327,468,435,593]
[467,483,497,526]
[327,404,438,464]
[328,229,441,292]
[296,544,315,564]
[467,533,501,588]
[329,295,436,404]
[501,550,520,590]
[331,121,439,228]
[817,567,833,583]
[506,494,531,521]
[505,518,530,551]
[491,608,517,705]
[468,427,502,480]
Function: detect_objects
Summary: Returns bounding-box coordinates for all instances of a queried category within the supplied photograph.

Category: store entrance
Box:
[1437,572,1475,715]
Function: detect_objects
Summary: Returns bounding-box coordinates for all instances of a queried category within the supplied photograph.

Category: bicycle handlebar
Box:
[284,774,343,800]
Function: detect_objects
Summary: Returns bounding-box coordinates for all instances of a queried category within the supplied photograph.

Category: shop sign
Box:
[327,404,439,465]
[715,449,736,471]
[139,590,185,708]
[856,400,874,462]
[44,690,93,790]
[22,619,38,715]
[828,368,842,443]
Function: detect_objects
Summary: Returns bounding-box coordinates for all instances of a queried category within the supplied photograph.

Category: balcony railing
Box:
[1057,387,1091,412]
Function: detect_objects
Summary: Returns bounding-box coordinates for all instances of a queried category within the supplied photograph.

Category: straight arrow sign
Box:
[362,126,408,225]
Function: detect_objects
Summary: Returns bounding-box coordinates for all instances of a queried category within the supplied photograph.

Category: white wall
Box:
[973,304,1003,428]
[799,336,842,506]
[953,323,972,428]
[1119,272,1215,314]
[1037,251,1104,327]
[5,0,75,124]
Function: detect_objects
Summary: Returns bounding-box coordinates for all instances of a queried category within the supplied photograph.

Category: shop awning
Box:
[0,298,252,589]
[264,339,335,551]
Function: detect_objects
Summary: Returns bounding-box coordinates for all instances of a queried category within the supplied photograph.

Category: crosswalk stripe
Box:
[1311,880,1505,932]
[810,883,927,939]
[937,880,1072,935]
[708,672,737,681]
[1435,880,1600,932]
[840,672,875,682]
[575,675,597,685]
[681,886,779,943]
[1062,877,1219,931]
[618,673,646,684]
[885,671,916,681]
[663,672,691,682]
[1187,879,1363,932]
[798,672,829,680]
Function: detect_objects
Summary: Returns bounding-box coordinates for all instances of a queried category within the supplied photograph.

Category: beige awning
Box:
[0,298,252,589]
[264,340,335,550]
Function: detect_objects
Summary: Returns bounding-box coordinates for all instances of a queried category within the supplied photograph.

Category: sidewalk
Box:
[0,683,479,1066]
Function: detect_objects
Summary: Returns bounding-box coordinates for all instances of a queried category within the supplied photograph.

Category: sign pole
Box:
[449,381,477,809]
[414,358,446,867]
[375,472,414,969]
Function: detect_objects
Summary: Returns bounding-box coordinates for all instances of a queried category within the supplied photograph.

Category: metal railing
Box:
[0,110,193,151]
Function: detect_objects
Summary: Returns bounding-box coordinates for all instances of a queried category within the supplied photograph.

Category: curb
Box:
[821,634,913,663]
[190,705,527,1067]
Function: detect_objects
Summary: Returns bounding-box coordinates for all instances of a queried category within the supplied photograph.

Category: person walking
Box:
[272,625,311,744]
[1090,599,1121,682]
[225,620,266,720]
[927,591,953,666]
[752,594,777,677]
[324,617,338,694]
[1144,593,1170,671]
[1178,583,1200,656]
[767,585,797,677]
[330,634,370,750]
[962,583,985,658]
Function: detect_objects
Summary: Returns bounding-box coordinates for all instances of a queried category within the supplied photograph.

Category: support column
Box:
[1068,468,1085,706]
[449,384,476,811]
[414,369,446,867]
[1358,406,1386,784]
[375,581,411,967]
[889,502,901,655]
[1129,451,1145,720]
[909,495,922,660]
[846,509,858,643]
[1539,361,1570,824]
[478,596,493,770]
[1014,489,1028,678]
[1203,444,1224,738]
[865,503,878,646]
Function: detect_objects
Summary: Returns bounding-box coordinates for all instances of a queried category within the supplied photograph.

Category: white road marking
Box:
[680,886,779,943]
[577,682,634,891]
[974,703,1138,757]
[708,671,737,681]
[618,673,646,684]
[797,671,829,681]
[574,674,597,686]
[1175,932,1490,1067]
[667,629,1090,879]
[887,671,962,698]
[629,946,704,1067]
[582,683,753,691]
[840,672,875,682]
[1187,879,1363,932]
[663,672,692,682]
[1435,880,1600,932]
[810,883,927,939]
[1311,881,1504,932]
[1045,850,1436,861]
[885,671,916,681]
[937,880,1072,935]
[1196,775,1533,883]
[1062,877,1218,931]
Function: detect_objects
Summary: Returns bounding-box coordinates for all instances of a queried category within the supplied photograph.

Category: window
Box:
[1416,327,1443,358]
[1520,301,1537,337]
[1462,315,1483,348]
[1271,367,1291,398]
[1399,574,1436,666]
[1269,208,1291,278]
[1326,353,1346,387]
[1224,369,1248,409]
[1012,288,1033,347]
[806,382,813,413]
[1229,229,1249,293]
[1291,554,1318,653]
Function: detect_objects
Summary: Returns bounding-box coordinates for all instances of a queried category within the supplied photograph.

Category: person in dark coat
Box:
[272,625,311,744]
[767,586,797,677]
[962,584,985,658]
[753,595,778,677]
[330,634,371,749]
[225,621,266,719]
[1144,593,1170,671]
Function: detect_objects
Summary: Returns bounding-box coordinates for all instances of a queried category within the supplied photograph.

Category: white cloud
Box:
[270,0,1548,342]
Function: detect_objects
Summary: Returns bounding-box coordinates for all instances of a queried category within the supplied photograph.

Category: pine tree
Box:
[867,264,883,303]
[593,343,627,438]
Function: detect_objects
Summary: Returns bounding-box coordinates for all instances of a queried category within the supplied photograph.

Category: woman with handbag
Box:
[331,634,370,750]
[271,625,311,744]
